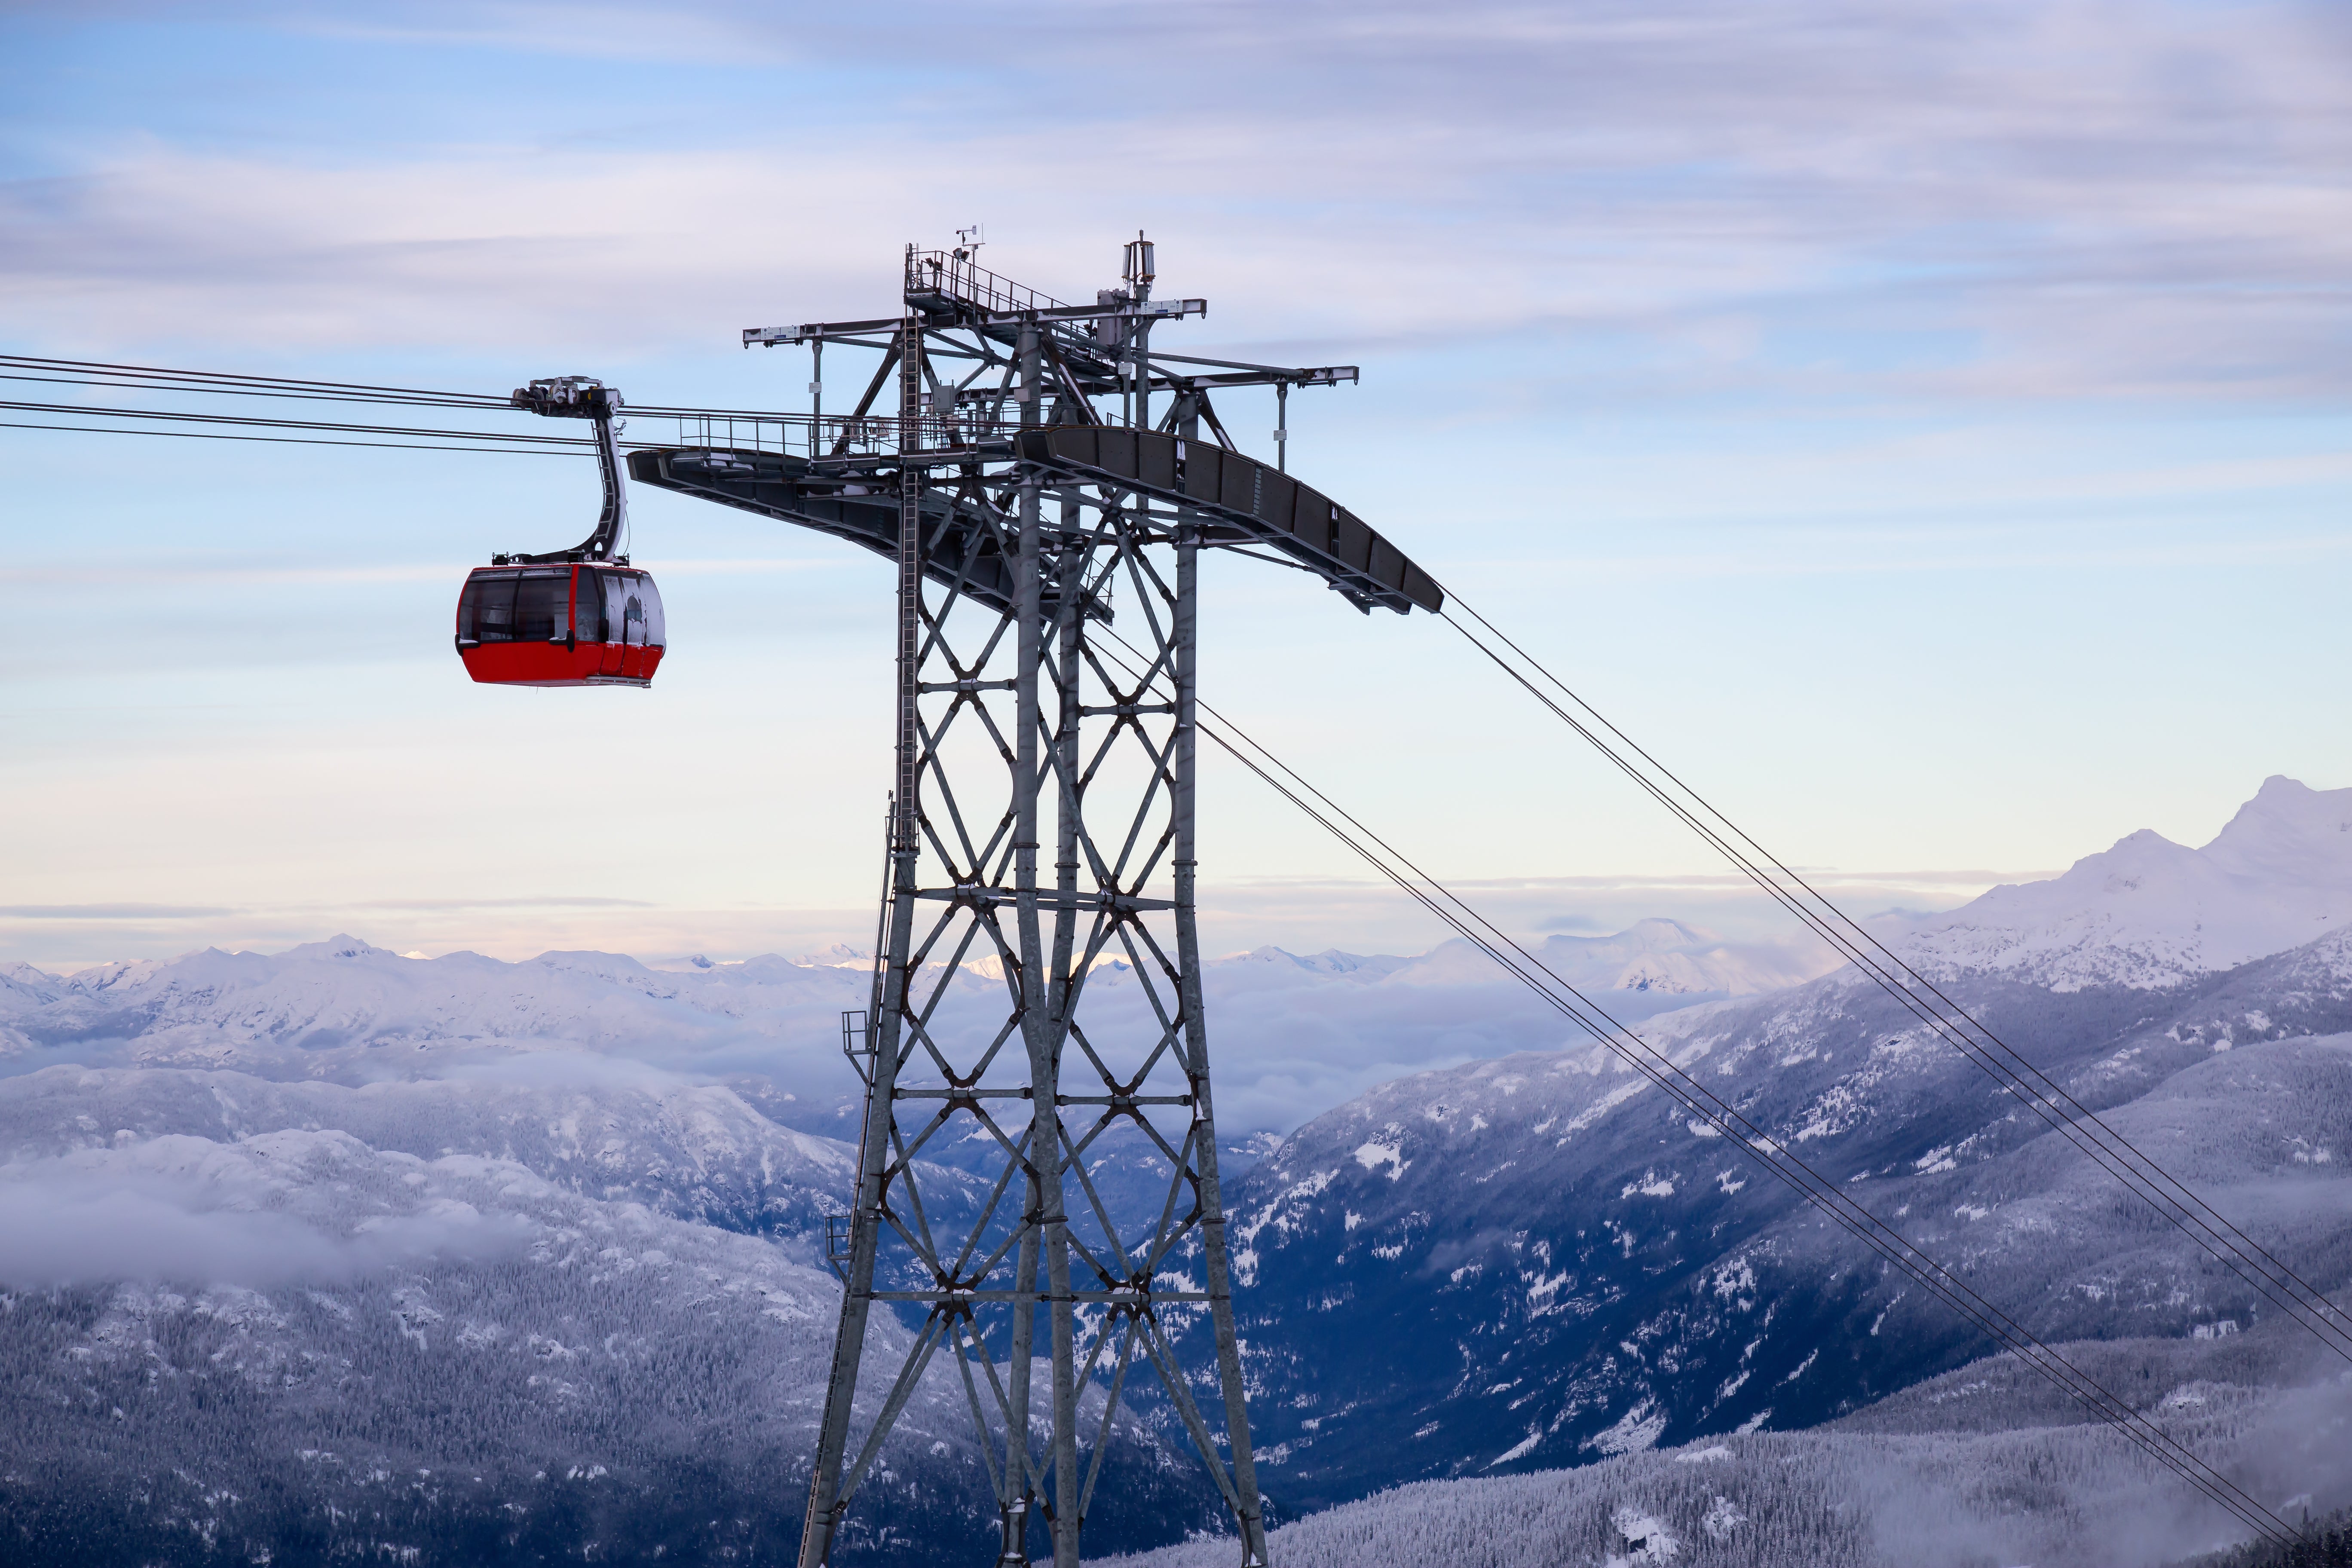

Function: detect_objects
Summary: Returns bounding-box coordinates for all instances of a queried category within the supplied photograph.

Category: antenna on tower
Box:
[1123,229,1155,296]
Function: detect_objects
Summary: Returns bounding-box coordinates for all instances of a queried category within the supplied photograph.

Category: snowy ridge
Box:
[1388,918,1840,996]
[1204,913,2352,1514]
[0,934,872,1070]
[0,921,1832,1138]
[1896,776,2352,991]
[1228,919,1837,997]
[0,1064,861,1239]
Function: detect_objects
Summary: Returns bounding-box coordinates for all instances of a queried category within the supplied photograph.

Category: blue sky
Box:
[3,0,2347,970]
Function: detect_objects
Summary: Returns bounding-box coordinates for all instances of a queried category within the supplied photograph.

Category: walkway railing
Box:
[627,408,1028,461]
[904,247,1068,315]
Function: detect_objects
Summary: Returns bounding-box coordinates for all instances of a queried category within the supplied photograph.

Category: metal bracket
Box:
[841,1008,875,1084]
[506,375,629,563]
[824,1215,854,1283]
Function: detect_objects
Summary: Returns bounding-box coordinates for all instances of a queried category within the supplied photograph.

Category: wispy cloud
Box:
[0,903,240,919]
[3,1,2345,404]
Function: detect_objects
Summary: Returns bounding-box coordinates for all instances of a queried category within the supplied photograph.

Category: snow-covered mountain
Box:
[0,1065,860,1239]
[5,775,2349,1565]
[0,936,870,1082]
[1194,782,2352,1527]
[0,1105,947,1564]
[0,1065,1216,1564]
[1299,917,1841,997]
[1897,775,2352,990]
[1110,1317,2348,1568]
[0,920,1831,1142]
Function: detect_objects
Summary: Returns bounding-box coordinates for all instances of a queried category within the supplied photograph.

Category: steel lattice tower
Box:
[629,238,1442,1567]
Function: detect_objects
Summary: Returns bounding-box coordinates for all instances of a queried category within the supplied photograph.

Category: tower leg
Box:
[1173,521,1269,1568]
[797,312,930,1568]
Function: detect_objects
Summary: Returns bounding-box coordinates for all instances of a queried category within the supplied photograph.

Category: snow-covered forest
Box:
[1109,1323,2349,1568]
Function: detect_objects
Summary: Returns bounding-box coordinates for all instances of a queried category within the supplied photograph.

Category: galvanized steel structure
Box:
[630,238,1440,1566]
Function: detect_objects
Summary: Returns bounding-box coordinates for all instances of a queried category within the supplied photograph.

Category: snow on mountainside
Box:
[0,935,873,1077]
[0,1066,1211,1564]
[4,775,2348,1564]
[0,949,1244,1563]
[1376,918,1839,996]
[1111,1318,2346,1568]
[1898,776,2352,990]
[1203,853,2352,1529]
[0,1113,952,1563]
[0,1066,860,1239]
[0,922,1825,1141]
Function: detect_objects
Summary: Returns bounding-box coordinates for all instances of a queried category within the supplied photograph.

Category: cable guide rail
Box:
[628,425,1438,616]
[7,238,2331,1555]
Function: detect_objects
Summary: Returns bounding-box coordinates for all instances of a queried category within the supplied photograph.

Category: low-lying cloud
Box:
[0,1136,537,1289]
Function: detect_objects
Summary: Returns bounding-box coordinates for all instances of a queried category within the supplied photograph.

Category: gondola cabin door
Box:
[456,564,665,687]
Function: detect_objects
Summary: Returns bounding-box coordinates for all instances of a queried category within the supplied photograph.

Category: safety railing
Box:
[904,248,1067,315]
[627,409,1030,462]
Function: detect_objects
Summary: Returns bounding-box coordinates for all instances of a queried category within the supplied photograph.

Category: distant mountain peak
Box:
[2202,773,2352,879]
[1899,776,2348,990]
[287,934,397,962]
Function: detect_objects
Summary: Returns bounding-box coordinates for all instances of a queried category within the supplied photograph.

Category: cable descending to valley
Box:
[1436,590,2352,1373]
[1094,625,2300,1550]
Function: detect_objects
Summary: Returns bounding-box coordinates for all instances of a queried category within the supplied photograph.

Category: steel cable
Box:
[0,398,589,446]
[0,357,815,457]
[1090,627,2297,1548]
[0,354,514,408]
[0,420,582,456]
[1431,590,2352,1370]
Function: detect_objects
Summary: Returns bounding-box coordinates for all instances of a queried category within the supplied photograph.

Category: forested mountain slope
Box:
[1109,1311,2351,1568]
[1204,779,2352,1515]
[0,1072,1215,1565]
[3,777,2346,1564]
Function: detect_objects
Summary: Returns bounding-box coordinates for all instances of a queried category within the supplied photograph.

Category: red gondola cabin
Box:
[455,564,665,687]
[456,375,665,688]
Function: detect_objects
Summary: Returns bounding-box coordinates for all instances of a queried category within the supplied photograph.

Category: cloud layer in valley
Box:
[0,1132,536,1288]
